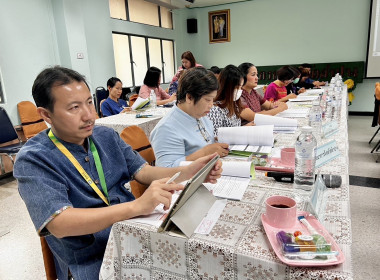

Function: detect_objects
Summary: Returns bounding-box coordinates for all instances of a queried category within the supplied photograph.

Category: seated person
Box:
[168,68,185,96]
[264,66,298,102]
[14,66,222,280]
[238,63,288,120]
[101,77,130,116]
[208,65,255,137]
[209,66,221,79]
[150,67,229,167]
[286,66,306,95]
[297,67,317,89]
[139,66,176,106]
[300,63,326,87]
[170,51,203,85]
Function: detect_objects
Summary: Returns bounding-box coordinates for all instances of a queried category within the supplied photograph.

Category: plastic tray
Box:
[261,211,345,267]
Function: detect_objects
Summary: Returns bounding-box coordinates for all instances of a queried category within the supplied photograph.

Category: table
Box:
[100,88,352,279]
[95,107,171,137]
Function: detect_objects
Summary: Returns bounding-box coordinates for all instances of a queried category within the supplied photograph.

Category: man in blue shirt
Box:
[14,66,222,280]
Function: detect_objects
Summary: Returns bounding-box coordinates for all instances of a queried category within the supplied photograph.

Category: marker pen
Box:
[265,172,294,183]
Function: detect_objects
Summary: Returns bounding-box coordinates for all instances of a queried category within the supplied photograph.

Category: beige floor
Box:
[0,115,379,280]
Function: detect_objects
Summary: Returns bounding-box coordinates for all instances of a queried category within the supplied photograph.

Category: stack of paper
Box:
[305,88,324,95]
[288,95,319,102]
[180,160,253,201]
[254,114,298,133]
[218,125,274,146]
[203,161,253,201]
[276,108,310,118]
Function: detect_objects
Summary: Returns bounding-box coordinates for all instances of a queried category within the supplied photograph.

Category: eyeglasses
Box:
[197,119,211,143]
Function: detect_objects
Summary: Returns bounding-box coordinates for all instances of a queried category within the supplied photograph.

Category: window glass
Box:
[162,40,175,83]
[148,39,162,70]
[130,36,148,86]
[160,6,173,29]
[109,0,127,20]
[112,34,133,87]
[128,0,159,26]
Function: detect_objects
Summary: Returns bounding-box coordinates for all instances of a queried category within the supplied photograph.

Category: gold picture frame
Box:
[209,9,230,43]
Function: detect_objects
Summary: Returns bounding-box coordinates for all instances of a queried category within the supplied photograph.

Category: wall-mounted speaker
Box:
[187,18,197,34]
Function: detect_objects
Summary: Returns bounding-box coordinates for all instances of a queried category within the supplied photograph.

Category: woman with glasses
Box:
[208,65,255,137]
[264,66,297,102]
[150,67,229,167]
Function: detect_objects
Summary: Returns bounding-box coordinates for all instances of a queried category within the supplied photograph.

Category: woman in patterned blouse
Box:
[208,65,255,137]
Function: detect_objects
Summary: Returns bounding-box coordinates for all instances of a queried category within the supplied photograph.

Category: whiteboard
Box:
[367,0,380,78]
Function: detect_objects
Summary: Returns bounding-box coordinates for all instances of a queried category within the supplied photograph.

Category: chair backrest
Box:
[120,125,156,198]
[17,101,48,139]
[94,87,109,116]
[0,107,20,144]
[128,94,139,107]
[40,237,58,280]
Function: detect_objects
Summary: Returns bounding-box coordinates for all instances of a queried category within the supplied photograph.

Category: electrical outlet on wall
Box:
[77,53,84,59]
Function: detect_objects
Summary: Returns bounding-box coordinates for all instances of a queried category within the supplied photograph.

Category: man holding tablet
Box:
[14,66,222,280]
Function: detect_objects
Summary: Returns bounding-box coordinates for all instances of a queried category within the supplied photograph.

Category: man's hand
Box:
[133,178,184,215]
[181,153,222,184]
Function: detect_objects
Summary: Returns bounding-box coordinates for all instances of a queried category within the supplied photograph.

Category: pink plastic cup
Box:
[280,147,295,167]
[265,195,297,228]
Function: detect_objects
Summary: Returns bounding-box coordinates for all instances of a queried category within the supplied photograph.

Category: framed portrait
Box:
[208,9,230,43]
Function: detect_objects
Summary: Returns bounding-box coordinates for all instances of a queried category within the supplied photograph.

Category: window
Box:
[112,33,175,87]
[109,0,173,29]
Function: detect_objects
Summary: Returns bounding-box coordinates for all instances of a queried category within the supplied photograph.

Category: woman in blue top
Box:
[151,67,229,167]
[101,77,130,117]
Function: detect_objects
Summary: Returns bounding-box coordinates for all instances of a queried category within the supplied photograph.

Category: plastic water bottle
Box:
[325,95,332,120]
[294,126,317,191]
[309,99,322,136]
[149,89,157,111]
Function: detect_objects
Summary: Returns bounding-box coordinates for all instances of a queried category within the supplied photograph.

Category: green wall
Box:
[173,0,375,113]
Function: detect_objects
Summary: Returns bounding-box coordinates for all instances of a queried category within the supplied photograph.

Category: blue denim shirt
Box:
[14,126,146,280]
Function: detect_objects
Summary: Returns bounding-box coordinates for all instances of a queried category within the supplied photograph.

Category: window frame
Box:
[109,0,173,30]
[0,68,5,104]
[112,32,176,87]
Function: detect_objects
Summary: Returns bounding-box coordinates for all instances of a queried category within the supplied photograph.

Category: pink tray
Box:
[261,211,345,267]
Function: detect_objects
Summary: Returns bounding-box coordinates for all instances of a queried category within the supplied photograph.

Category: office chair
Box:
[120,125,155,198]
[0,107,26,174]
[17,101,48,139]
[40,237,58,280]
[370,84,380,155]
[94,87,108,117]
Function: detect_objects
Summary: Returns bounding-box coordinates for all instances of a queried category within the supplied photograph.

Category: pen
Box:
[265,171,294,183]
[166,172,181,184]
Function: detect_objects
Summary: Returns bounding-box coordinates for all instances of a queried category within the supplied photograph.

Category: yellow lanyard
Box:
[48,130,109,205]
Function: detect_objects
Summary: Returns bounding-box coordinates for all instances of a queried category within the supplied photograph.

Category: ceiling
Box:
[145,0,252,9]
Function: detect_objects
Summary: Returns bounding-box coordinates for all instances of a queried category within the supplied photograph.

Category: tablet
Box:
[158,154,220,232]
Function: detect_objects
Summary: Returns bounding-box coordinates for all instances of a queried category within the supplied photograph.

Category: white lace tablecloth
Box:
[95,107,172,137]
[100,89,352,280]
